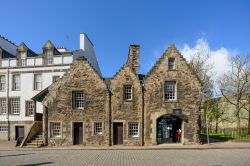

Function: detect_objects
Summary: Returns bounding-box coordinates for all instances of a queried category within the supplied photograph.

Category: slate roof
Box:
[0,47,15,58]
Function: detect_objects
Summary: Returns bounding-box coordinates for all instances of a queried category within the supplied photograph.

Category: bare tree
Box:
[242,93,250,134]
[188,48,214,100]
[219,54,250,133]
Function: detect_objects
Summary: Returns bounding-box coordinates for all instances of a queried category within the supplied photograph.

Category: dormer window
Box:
[46,50,53,65]
[168,58,176,70]
[20,52,26,66]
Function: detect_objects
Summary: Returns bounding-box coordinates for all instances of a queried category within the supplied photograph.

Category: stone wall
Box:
[144,45,202,145]
[44,58,110,146]
[110,65,142,146]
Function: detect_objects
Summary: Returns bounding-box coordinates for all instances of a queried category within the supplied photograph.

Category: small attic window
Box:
[20,52,26,66]
[46,50,53,65]
[168,58,176,70]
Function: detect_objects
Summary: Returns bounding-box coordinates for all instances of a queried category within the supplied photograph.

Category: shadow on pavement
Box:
[18,162,53,166]
[0,153,34,158]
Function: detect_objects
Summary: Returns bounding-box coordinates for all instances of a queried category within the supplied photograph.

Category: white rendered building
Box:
[0,33,101,140]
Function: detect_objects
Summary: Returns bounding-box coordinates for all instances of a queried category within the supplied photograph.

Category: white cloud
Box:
[180,38,232,82]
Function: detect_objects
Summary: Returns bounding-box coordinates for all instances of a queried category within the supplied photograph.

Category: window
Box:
[10,98,20,114]
[94,122,103,135]
[168,58,175,70]
[52,75,60,83]
[124,85,132,101]
[50,122,61,138]
[12,75,20,91]
[0,98,7,114]
[34,74,42,90]
[128,122,139,137]
[164,81,177,100]
[72,91,84,109]
[0,126,8,132]
[26,101,35,116]
[47,50,53,65]
[20,52,26,66]
[0,75,5,91]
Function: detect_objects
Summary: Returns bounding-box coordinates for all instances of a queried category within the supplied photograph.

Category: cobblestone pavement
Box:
[0,149,250,166]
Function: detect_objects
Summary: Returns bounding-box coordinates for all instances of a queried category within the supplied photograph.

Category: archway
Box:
[157,114,182,144]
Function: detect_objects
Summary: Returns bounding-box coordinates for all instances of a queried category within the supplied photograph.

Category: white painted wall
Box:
[0,65,70,122]
[79,33,101,75]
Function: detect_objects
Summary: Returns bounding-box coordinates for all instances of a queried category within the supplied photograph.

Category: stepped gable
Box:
[145,44,202,86]
[43,56,107,107]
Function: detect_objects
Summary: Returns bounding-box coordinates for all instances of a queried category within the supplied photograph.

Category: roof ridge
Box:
[0,35,18,47]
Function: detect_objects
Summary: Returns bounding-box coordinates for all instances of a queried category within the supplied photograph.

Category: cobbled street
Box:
[0,149,250,166]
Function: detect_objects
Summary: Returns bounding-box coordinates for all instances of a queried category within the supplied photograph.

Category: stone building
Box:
[32,44,202,147]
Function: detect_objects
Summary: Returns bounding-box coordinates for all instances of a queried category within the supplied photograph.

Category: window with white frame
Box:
[0,75,6,91]
[94,122,103,135]
[34,74,42,90]
[47,50,53,65]
[124,85,132,101]
[168,58,176,70]
[0,98,7,114]
[10,98,20,114]
[0,126,8,132]
[72,91,84,109]
[26,100,35,116]
[50,122,61,138]
[12,75,20,91]
[164,81,177,100]
[128,122,139,137]
[52,75,60,83]
[20,52,26,66]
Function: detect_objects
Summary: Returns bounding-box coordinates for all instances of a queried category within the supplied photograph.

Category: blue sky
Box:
[1,0,250,77]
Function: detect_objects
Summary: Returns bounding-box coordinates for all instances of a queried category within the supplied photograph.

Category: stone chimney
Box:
[127,44,140,75]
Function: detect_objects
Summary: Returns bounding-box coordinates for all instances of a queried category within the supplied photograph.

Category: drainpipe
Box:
[7,67,10,141]
[108,88,112,146]
[141,83,145,146]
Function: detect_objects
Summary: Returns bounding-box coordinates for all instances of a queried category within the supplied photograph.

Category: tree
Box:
[188,47,214,100]
[219,54,250,133]
[242,94,250,134]
[204,98,229,133]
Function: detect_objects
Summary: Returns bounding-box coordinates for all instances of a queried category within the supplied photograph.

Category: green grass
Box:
[208,133,250,141]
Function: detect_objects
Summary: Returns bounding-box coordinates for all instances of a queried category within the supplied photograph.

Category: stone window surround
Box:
[123,84,133,101]
[164,80,178,102]
[12,74,21,91]
[10,97,20,115]
[167,57,178,71]
[33,73,42,91]
[25,100,35,116]
[0,98,7,114]
[71,121,84,144]
[72,91,85,110]
[49,121,62,139]
[128,122,140,138]
[92,121,104,136]
[0,75,6,91]
[46,50,53,65]
[20,51,27,67]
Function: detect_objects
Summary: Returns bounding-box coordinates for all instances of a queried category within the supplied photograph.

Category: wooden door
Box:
[73,123,83,145]
[113,123,123,145]
[15,126,24,140]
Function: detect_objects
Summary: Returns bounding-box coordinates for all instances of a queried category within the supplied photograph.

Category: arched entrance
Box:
[157,114,182,144]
